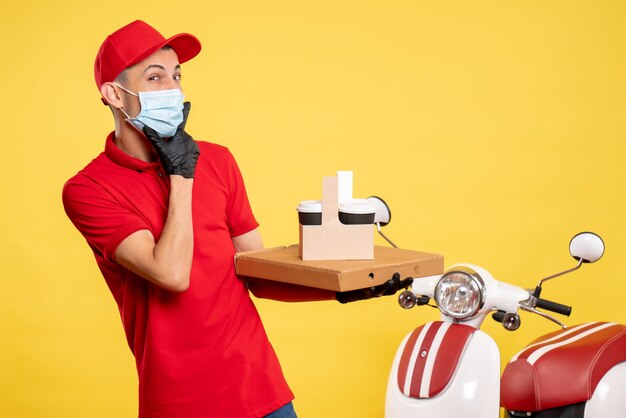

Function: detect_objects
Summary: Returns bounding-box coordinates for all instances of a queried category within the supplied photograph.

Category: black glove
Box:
[336,273,413,304]
[143,101,199,179]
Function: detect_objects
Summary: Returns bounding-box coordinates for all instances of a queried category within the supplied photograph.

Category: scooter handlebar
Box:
[535,298,572,317]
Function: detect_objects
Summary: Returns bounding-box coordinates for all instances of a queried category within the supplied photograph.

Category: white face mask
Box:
[115,83,185,138]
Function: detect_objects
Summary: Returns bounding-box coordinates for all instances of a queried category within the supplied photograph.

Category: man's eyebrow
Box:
[142,64,181,73]
[143,64,165,73]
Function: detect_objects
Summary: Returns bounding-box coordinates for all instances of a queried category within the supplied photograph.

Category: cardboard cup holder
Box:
[299,171,374,260]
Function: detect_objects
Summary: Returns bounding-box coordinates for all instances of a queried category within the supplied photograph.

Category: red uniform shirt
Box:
[63,133,294,418]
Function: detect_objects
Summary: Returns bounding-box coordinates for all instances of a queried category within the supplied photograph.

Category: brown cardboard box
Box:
[235,245,444,291]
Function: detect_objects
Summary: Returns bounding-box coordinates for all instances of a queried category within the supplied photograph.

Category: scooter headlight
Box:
[434,268,485,319]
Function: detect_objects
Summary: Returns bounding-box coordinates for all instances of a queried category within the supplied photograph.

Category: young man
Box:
[63,20,410,418]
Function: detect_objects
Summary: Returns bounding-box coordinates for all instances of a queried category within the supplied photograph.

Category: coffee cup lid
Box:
[338,198,376,214]
[297,200,322,212]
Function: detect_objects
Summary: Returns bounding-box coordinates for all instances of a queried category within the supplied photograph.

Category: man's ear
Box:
[100,82,124,108]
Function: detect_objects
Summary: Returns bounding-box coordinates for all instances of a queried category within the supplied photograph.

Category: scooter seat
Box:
[501,322,626,412]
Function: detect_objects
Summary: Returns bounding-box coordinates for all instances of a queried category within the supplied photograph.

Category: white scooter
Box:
[382,232,626,417]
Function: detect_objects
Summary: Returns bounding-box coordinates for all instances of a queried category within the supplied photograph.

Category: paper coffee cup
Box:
[338,199,376,225]
[297,200,322,225]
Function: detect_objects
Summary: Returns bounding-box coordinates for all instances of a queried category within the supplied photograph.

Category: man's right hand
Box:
[143,101,200,178]
[336,274,413,304]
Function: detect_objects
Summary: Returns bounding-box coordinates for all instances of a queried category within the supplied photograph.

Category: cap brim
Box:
[163,33,202,64]
[125,32,202,71]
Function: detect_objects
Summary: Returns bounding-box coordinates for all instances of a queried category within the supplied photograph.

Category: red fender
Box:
[397,321,477,399]
[501,322,626,411]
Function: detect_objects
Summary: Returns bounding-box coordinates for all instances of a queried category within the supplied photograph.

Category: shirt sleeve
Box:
[223,150,259,237]
[62,176,150,262]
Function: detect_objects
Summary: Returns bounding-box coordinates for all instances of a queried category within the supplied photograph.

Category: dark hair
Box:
[114,70,128,85]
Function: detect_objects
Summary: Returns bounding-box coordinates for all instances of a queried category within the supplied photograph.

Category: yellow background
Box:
[1,1,625,417]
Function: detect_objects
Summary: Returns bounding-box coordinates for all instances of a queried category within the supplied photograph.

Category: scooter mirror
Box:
[569,232,605,263]
[536,232,605,295]
[367,196,391,226]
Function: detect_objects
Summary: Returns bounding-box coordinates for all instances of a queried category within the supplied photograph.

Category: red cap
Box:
[94,20,201,90]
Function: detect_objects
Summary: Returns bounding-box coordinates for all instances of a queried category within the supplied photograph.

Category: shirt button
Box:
[158,172,163,177]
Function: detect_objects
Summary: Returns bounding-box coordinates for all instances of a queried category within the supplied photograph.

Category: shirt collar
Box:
[105,132,161,172]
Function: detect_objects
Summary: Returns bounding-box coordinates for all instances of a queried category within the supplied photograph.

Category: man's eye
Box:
[148,75,160,81]
[173,74,182,81]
